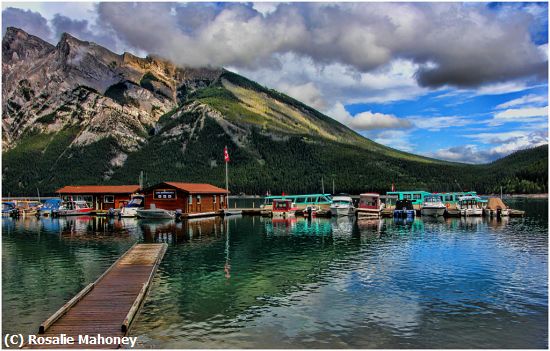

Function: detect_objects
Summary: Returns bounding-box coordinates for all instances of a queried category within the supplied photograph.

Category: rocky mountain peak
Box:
[2,27,54,64]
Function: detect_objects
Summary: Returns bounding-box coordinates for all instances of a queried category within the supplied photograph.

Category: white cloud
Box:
[326,102,412,131]
[495,94,547,109]
[410,115,474,131]
[488,106,548,126]
[370,130,415,152]
[276,82,326,110]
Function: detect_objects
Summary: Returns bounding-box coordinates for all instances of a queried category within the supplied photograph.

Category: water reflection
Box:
[2,201,548,348]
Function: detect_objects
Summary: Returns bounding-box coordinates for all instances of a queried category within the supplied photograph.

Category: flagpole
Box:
[225,146,229,209]
[225,160,229,209]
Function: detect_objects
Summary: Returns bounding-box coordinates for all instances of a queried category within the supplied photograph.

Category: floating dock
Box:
[29,243,167,349]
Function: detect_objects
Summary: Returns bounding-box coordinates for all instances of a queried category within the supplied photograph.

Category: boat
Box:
[484,197,510,218]
[224,209,243,216]
[136,204,176,219]
[329,195,355,217]
[420,195,446,217]
[58,200,93,216]
[120,194,145,217]
[393,199,415,219]
[302,205,319,218]
[261,194,333,211]
[357,193,383,218]
[457,195,484,216]
[271,199,297,218]
[2,202,19,217]
[14,200,42,216]
[37,198,62,217]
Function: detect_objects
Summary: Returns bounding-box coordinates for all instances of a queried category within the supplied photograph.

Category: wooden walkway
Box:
[28,243,167,349]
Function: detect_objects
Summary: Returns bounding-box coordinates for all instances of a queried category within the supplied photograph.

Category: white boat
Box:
[457,195,484,217]
[330,195,355,217]
[421,195,446,217]
[58,200,93,216]
[137,204,175,219]
[120,194,145,217]
[271,199,297,218]
[357,193,383,218]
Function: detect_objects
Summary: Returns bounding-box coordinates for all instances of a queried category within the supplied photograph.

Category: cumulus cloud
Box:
[276,82,327,110]
[2,7,52,40]
[50,14,118,50]
[89,2,547,89]
[327,102,412,131]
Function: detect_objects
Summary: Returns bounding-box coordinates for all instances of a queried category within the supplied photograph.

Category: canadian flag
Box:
[224,146,230,163]
[391,182,395,192]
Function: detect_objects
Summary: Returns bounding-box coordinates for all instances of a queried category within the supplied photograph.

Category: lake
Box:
[2,198,547,348]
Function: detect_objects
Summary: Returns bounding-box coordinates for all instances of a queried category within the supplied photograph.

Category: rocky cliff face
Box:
[2,27,223,153]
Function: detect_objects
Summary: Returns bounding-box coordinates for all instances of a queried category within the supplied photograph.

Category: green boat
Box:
[261,194,333,210]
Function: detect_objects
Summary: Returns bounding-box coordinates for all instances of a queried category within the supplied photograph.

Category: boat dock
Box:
[29,243,167,348]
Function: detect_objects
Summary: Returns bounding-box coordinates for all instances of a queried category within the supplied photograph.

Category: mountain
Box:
[2,28,547,196]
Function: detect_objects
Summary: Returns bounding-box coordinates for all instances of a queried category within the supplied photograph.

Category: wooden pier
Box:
[29,243,167,349]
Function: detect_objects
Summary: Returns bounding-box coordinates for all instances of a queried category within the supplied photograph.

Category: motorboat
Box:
[271,199,297,218]
[2,202,19,217]
[357,193,383,218]
[457,195,484,216]
[120,194,145,217]
[14,200,42,216]
[421,195,446,217]
[330,195,355,217]
[58,200,93,216]
[38,198,62,217]
[137,204,176,219]
[393,199,415,219]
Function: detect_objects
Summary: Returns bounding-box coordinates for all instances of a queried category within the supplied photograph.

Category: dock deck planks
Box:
[28,243,167,349]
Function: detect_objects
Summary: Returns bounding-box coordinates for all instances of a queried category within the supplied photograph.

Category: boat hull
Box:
[484,208,509,217]
[330,206,355,217]
[58,209,93,216]
[421,207,446,217]
[394,209,415,218]
[460,208,483,217]
[137,209,175,219]
[120,207,141,217]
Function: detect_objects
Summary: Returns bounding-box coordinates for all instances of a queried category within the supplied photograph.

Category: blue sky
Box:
[2,2,548,163]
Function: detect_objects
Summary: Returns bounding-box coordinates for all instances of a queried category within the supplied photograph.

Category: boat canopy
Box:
[264,194,332,204]
[486,197,508,210]
[395,199,414,211]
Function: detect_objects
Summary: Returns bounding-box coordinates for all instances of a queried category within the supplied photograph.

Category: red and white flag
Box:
[391,182,395,192]
[224,146,230,163]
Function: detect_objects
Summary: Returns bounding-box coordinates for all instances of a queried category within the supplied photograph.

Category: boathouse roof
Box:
[146,182,228,194]
[56,185,141,194]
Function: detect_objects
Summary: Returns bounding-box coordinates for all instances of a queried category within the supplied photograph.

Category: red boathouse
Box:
[56,185,141,210]
[142,182,228,213]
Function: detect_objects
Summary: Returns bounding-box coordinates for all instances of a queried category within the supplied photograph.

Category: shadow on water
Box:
[2,200,548,348]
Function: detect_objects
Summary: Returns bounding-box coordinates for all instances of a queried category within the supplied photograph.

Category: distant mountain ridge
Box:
[2,27,547,195]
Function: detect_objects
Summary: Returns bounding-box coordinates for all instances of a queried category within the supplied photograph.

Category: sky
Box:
[2,2,548,163]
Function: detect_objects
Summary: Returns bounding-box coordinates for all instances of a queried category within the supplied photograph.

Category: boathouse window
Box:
[213,195,217,203]
[197,195,201,204]
[403,194,412,200]
[221,195,224,204]
[413,194,421,200]
[188,195,193,204]
[104,195,114,203]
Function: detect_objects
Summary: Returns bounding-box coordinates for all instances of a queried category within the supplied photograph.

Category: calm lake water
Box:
[2,198,547,348]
